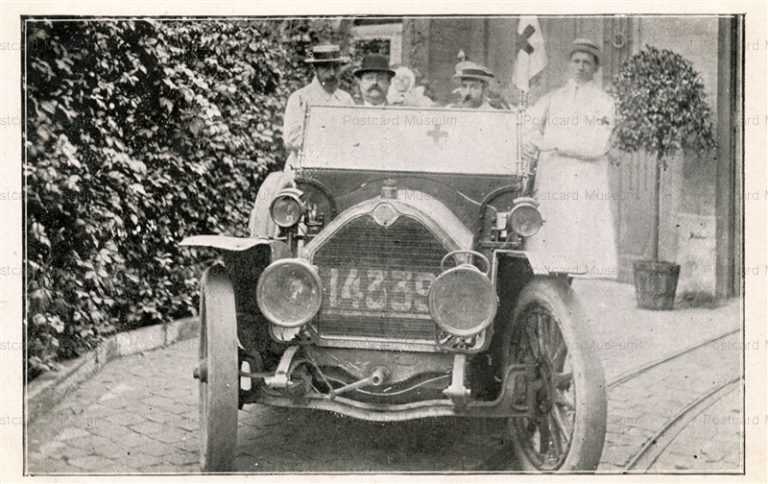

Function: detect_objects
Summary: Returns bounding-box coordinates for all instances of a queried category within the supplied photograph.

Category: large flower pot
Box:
[632,260,681,310]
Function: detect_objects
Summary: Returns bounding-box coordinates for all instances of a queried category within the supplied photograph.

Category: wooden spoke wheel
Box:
[505,277,607,471]
[196,263,239,472]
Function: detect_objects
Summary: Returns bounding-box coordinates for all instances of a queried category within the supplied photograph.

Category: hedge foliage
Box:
[25,19,335,378]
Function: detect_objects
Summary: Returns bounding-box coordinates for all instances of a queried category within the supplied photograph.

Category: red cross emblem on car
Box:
[427,124,448,145]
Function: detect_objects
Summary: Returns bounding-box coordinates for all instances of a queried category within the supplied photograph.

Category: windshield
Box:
[299,105,526,176]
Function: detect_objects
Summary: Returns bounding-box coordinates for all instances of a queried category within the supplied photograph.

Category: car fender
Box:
[491,249,551,285]
[179,235,291,260]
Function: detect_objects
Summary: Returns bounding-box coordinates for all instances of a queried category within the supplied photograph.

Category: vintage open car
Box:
[181,104,607,472]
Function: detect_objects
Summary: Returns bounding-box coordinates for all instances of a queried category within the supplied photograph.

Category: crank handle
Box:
[330,367,390,399]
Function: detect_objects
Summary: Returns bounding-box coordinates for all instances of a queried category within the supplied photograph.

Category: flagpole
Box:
[513,15,545,193]
[518,60,530,185]
[520,52,530,109]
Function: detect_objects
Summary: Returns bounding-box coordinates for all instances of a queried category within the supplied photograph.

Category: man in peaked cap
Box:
[569,38,601,74]
[522,38,618,279]
[282,43,354,152]
[353,54,396,106]
[450,60,496,109]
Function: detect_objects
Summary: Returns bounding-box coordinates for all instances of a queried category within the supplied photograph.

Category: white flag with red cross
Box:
[513,16,547,92]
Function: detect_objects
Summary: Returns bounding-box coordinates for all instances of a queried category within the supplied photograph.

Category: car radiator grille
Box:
[312,215,447,342]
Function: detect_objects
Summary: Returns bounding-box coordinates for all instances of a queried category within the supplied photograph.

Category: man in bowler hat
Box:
[353,54,396,106]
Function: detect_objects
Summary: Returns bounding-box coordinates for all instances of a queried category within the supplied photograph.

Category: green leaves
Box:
[611,44,717,165]
[25,19,322,379]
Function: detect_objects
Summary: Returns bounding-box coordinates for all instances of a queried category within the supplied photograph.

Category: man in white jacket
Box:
[523,38,618,279]
[282,44,354,154]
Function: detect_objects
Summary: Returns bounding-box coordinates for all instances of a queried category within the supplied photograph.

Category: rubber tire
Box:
[506,276,607,471]
[199,263,239,472]
[248,171,295,238]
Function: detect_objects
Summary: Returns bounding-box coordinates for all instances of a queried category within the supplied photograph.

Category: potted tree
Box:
[612,45,716,310]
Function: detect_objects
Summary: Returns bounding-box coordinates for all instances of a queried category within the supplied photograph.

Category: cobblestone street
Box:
[648,388,743,472]
[26,280,742,474]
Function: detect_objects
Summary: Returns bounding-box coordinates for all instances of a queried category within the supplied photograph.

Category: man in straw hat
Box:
[449,60,497,109]
[522,38,618,279]
[352,53,396,106]
[282,43,354,152]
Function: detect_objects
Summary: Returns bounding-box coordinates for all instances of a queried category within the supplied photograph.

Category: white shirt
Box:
[282,77,354,151]
[525,79,614,160]
[524,78,618,278]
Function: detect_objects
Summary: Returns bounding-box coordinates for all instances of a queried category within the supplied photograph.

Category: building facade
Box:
[350,15,743,299]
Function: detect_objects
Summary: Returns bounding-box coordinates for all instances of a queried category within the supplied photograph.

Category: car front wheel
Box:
[196,263,239,472]
[504,276,606,471]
